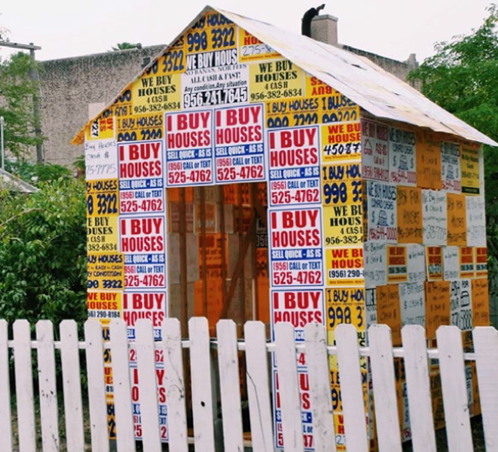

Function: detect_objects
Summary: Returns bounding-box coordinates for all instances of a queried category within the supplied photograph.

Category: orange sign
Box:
[426,247,443,280]
[397,186,422,243]
[472,279,489,327]
[415,131,441,190]
[447,193,467,246]
[425,281,450,339]
[376,285,401,345]
[386,246,407,283]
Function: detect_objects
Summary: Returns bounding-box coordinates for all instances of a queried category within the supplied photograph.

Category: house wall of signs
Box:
[83,9,488,450]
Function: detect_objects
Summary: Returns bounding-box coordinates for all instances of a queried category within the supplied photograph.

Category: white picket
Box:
[161,318,188,452]
[368,325,402,452]
[135,319,161,452]
[84,319,109,452]
[436,326,473,452]
[274,322,305,452]
[401,325,436,452]
[335,324,369,452]
[59,320,85,452]
[0,320,13,452]
[304,323,336,452]
[244,321,274,452]
[189,317,216,451]
[13,319,36,452]
[36,321,60,452]
[473,327,498,452]
[216,320,244,452]
[109,319,136,452]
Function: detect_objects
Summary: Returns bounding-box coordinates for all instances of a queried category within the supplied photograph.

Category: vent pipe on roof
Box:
[302,5,325,37]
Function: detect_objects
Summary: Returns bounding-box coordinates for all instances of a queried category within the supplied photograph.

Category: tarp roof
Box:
[72,5,498,147]
[0,168,38,193]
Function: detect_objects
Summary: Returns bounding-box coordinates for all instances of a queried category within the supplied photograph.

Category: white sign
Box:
[399,282,425,327]
[361,120,389,181]
[85,138,118,180]
[422,190,447,246]
[389,127,416,185]
[466,196,486,247]
[363,241,387,288]
[441,142,461,192]
[406,244,426,283]
[449,280,472,331]
[366,181,397,242]
[443,246,459,280]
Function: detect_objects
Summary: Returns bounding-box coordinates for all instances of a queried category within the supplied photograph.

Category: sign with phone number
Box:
[120,217,167,289]
[118,141,165,214]
[87,253,124,291]
[325,247,364,287]
[215,104,265,183]
[165,110,214,186]
[269,208,323,287]
[268,126,320,207]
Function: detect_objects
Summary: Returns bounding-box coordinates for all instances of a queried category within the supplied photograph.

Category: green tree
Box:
[112,42,142,51]
[0,175,87,328]
[0,52,43,158]
[409,4,498,293]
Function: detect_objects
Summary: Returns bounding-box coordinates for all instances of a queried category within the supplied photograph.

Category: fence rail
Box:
[1,318,497,451]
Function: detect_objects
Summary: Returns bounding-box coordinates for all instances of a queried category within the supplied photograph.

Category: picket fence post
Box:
[0,320,13,452]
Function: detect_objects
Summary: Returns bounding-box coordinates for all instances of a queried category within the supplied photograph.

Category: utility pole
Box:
[0,41,43,164]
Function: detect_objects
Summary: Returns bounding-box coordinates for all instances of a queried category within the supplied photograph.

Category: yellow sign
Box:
[386,246,407,283]
[116,112,164,142]
[425,281,450,339]
[249,59,305,102]
[325,288,365,345]
[472,279,489,327]
[86,115,115,141]
[461,143,480,195]
[375,285,401,345]
[87,253,124,291]
[131,72,181,114]
[415,130,441,190]
[186,12,237,54]
[238,29,280,62]
[447,193,467,245]
[325,247,364,286]
[426,247,443,280]
[86,291,122,321]
[321,123,361,163]
[86,179,119,253]
[397,186,422,243]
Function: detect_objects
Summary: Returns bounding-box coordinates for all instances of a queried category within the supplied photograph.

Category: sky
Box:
[0,0,494,64]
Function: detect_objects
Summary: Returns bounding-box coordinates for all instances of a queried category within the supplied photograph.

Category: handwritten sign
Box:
[415,130,441,190]
[364,241,387,288]
[325,247,364,286]
[422,190,447,246]
[426,247,443,280]
[450,280,472,331]
[376,285,401,345]
[461,144,480,194]
[399,282,425,327]
[366,181,397,242]
[443,246,459,280]
[365,289,377,330]
[472,279,489,327]
[459,247,475,278]
[425,281,450,339]
[407,244,426,283]
[387,246,407,283]
[85,138,118,180]
[447,193,467,246]
[440,142,461,192]
[466,196,486,247]
[389,127,416,185]
[475,247,488,278]
[361,120,389,181]
[269,208,323,287]
[397,186,422,243]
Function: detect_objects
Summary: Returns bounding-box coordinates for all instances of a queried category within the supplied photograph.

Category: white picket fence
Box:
[2,318,498,451]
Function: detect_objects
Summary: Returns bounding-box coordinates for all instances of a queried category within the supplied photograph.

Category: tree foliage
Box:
[0,172,87,328]
[0,52,43,158]
[409,4,498,293]
[112,42,142,51]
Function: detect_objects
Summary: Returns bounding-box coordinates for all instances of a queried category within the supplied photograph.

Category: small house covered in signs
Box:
[72,5,496,450]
